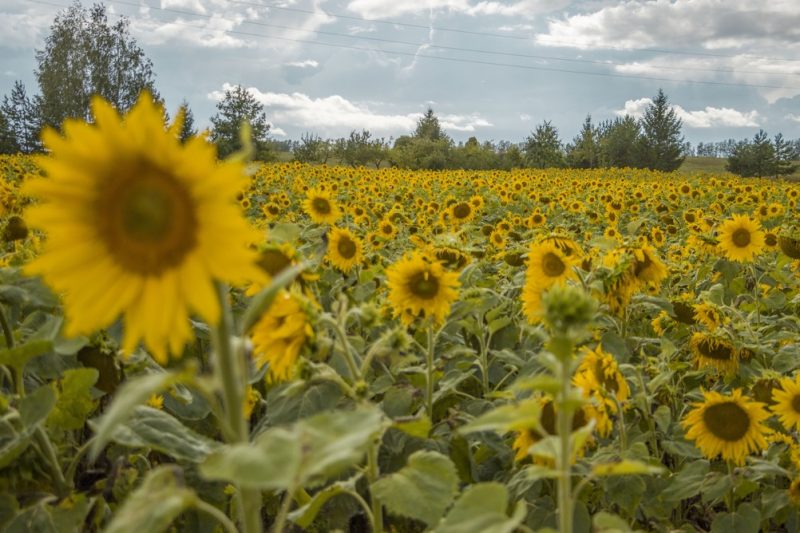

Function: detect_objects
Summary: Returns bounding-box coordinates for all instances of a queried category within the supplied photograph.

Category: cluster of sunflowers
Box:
[2,92,800,531]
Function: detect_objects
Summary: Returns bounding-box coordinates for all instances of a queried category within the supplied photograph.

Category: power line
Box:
[231,0,799,63]
[84,0,800,78]
[25,0,800,91]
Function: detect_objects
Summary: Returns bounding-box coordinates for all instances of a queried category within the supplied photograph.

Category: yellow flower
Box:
[23,93,261,364]
[717,214,765,262]
[693,302,724,331]
[522,240,577,323]
[682,389,769,466]
[327,227,363,273]
[772,375,800,432]
[303,188,340,224]
[147,394,164,410]
[250,290,311,382]
[574,345,630,406]
[631,244,668,286]
[243,386,260,419]
[386,251,460,326]
[689,332,739,373]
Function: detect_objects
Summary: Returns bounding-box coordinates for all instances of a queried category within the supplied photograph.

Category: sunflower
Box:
[717,214,765,262]
[690,332,739,373]
[23,94,261,364]
[574,345,630,406]
[512,398,591,463]
[250,290,312,382]
[682,389,769,465]
[449,201,475,223]
[772,375,800,432]
[693,302,723,331]
[525,240,577,290]
[386,251,460,326]
[303,188,340,224]
[378,219,398,239]
[631,245,668,286]
[327,227,363,273]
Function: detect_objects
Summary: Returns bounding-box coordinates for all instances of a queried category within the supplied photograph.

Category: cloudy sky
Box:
[2,0,799,145]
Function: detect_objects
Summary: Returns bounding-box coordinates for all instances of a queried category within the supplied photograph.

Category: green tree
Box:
[391,108,452,169]
[0,108,19,154]
[294,133,331,164]
[209,84,273,160]
[35,2,158,129]
[566,115,600,168]
[726,130,776,178]
[773,133,798,177]
[636,89,685,171]
[1,81,39,153]
[176,100,197,143]
[523,121,565,168]
[598,116,641,168]
[415,108,448,141]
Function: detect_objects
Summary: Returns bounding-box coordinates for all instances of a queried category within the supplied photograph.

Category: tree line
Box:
[1,1,797,179]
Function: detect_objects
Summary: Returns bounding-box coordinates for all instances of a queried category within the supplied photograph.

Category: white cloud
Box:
[0,8,54,49]
[208,83,492,136]
[270,126,287,136]
[346,0,566,19]
[536,0,800,51]
[787,114,800,123]
[520,113,532,121]
[616,97,761,128]
[285,59,319,68]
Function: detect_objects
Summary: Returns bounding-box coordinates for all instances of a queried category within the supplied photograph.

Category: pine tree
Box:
[414,108,448,142]
[773,133,798,177]
[566,115,599,168]
[1,81,40,153]
[176,100,197,143]
[35,2,158,129]
[209,85,272,160]
[636,89,685,171]
[0,109,19,154]
[523,121,565,168]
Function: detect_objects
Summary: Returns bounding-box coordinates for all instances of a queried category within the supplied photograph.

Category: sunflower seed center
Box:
[703,401,749,441]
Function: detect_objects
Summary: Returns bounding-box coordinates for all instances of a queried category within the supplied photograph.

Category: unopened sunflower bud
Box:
[542,284,597,336]
[3,215,28,242]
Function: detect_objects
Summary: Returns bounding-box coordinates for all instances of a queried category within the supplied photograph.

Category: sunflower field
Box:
[0,94,799,533]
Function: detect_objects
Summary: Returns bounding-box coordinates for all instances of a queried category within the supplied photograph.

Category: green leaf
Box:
[106,406,221,463]
[201,406,384,490]
[434,482,526,533]
[0,339,53,371]
[393,415,431,439]
[512,375,562,395]
[89,370,185,460]
[104,467,197,533]
[710,503,761,533]
[592,511,632,532]
[48,368,98,431]
[289,477,358,528]
[460,402,541,434]
[239,262,307,334]
[371,450,459,526]
[0,387,56,468]
[591,460,665,477]
[4,494,90,533]
[660,460,709,502]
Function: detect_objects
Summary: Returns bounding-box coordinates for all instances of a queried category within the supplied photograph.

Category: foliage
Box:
[210,84,273,161]
[636,89,686,171]
[0,109,19,155]
[727,130,778,178]
[566,115,600,169]
[34,2,158,130]
[523,120,565,168]
[176,100,197,144]
[1,82,39,154]
[597,116,641,168]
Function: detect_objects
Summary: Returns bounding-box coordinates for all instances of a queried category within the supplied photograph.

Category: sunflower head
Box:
[24,93,261,363]
[303,188,340,224]
[690,332,739,373]
[327,227,364,273]
[772,375,800,432]
[386,251,460,326]
[682,389,769,466]
[250,290,312,382]
[717,214,765,262]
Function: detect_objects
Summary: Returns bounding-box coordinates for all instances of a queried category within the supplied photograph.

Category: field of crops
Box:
[1,96,800,533]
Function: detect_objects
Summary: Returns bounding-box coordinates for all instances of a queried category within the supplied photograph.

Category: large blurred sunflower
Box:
[386,251,460,326]
[24,93,261,363]
[717,214,765,262]
[327,227,363,273]
[682,389,769,465]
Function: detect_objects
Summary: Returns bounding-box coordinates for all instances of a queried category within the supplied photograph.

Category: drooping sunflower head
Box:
[682,389,769,466]
[303,188,340,224]
[327,226,363,273]
[631,245,668,286]
[432,246,470,271]
[24,93,262,363]
[386,251,460,326]
[250,290,312,382]
[574,345,630,405]
[772,375,800,432]
[690,332,739,373]
[717,214,765,262]
[693,301,724,331]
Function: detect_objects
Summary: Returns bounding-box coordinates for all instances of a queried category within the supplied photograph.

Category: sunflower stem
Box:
[727,461,736,513]
[211,283,262,533]
[367,436,384,533]
[425,325,436,421]
[551,334,575,533]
